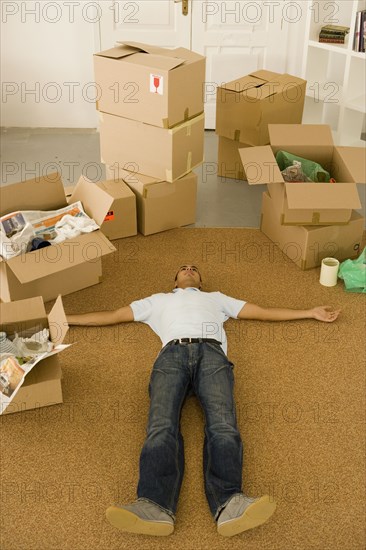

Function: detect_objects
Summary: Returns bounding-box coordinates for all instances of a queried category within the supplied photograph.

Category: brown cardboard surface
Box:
[0,173,67,215]
[2,357,63,415]
[1,258,103,303]
[68,176,114,226]
[0,174,116,302]
[106,168,197,236]
[94,42,205,128]
[6,231,114,283]
[69,177,137,240]
[218,137,250,180]
[1,296,68,415]
[99,112,204,182]
[260,192,364,269]
[48,295,69,346]
[239,125,364,225]
[335,146,366,184]
[216,71,306,145]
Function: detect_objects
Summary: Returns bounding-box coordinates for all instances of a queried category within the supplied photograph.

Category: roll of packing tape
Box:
[319,257,340,287]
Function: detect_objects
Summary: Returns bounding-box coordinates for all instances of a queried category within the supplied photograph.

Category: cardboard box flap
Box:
[120,171,163,195]
[246,74,305,99]
[0,172,67,216]
[268,124,333,147]
[335,147,366,184]
[173,47,205,63]
[0,296,46,325]
[223,74,267,93]
[239,146,283,185]
[6,231,115,284]
[69,176,114,226]
[97,180,136,199]
[120,41,185,69]
[48,295,69,345]
[124,52,185,71]
[95,44,140,60]
[143,181,177,199]
[285,182,362,210]
[121,40,171,55]
[250,69,282,82]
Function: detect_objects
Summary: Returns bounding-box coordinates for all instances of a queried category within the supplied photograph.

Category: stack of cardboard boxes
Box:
[239,124,366,269]
[215,70,307,180]
[94,41,206,235]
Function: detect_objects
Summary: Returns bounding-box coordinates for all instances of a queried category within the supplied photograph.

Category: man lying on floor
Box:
[66,265,340,538]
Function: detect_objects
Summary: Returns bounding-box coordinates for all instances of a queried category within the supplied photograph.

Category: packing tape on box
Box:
[234,130,241,142]
[184,108,189,121]
[187,152,192,171]
[162,118,169,129]
[312,212,320,224]
[168,113,205,135]
[166,169,173,181]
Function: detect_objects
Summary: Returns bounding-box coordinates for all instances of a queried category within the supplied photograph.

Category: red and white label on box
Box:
[150,74,164,95]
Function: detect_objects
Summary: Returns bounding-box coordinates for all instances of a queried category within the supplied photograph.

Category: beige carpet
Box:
[1,227,365,550]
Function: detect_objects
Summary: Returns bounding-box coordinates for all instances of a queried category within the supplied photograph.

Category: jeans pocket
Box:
[205,342,233,365]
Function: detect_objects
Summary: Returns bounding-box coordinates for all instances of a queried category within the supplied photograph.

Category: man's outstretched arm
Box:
[238,303,341,323]
[67,306,134,326]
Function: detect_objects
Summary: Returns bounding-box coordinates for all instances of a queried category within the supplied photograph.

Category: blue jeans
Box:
[137,342,243,520]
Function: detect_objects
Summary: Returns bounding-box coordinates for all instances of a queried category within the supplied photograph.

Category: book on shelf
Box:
[320,24,350,36]
[319,38,346,44]
[353,10,366,52]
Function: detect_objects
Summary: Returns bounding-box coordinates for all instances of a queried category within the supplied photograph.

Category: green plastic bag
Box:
[338,247,366,293]
[276,150,331,182]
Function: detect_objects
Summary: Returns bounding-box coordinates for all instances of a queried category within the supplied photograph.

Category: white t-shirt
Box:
[130,288,246,355]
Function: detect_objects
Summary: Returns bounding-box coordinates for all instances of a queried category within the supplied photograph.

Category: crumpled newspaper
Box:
[281,161,313,182]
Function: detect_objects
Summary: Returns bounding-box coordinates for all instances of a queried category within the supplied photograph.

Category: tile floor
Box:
[1,128,365,228]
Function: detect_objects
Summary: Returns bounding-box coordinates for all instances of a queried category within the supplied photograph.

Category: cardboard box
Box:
[99,112,204,183]
[216,70,306,146]
[94,41,206,128]
[218,136,250,180]
[260,191,364,270]
[65,176,137,240]
[239,124,366,225]
[1,295,68,415]
[106,167,197,236]
[0,173,116,303]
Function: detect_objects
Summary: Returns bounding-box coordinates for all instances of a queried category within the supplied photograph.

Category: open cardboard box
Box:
[106,167,197,236]
[65,176,137,241]
[260,191,364,270]
[239,125,366,225]
[1,295,68,415]
[94,41,206,128]
[99,112,204,183]
[216,70,306,146]
[0,173,116,302]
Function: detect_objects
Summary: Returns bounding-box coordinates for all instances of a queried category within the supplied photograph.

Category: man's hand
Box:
[310,306,341,323]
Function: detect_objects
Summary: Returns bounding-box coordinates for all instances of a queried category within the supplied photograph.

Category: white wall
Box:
[0,1,306,129]
[0,1,100,128]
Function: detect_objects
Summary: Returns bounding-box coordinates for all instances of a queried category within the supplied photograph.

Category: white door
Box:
[192,0,290,127]
[99,1,290,127]
[98,0,191,49]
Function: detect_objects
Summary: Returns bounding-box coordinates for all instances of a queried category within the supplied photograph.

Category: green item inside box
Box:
[276,150,331,182]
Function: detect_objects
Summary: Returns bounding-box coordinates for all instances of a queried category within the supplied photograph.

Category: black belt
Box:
[167,338,222,345]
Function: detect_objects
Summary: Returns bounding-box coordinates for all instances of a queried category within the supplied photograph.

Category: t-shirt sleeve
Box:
[129,294,156,322]
[216,292,246,319]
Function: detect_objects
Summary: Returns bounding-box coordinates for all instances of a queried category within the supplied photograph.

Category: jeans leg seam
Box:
[169,380,190,512]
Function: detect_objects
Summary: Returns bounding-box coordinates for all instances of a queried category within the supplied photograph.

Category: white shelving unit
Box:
[302,0,366,146]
